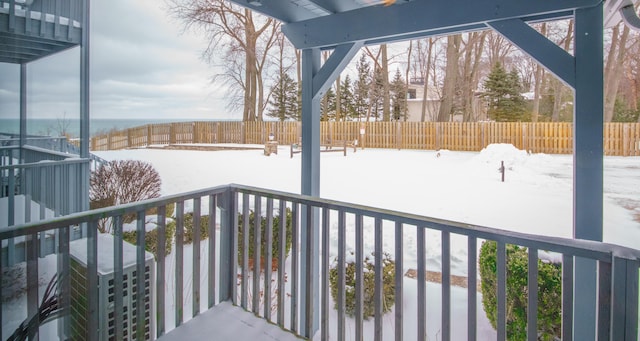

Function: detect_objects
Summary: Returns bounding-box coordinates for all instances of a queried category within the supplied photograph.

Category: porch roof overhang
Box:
[227,0,639,50]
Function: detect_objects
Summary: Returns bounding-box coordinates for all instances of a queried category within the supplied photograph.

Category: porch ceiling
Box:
[0,30,77,63]
[227,0,639,49]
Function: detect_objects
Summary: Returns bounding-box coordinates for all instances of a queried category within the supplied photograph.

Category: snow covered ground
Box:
[96,144,639,339]
[3,144,639,340]
[96,143,640,250]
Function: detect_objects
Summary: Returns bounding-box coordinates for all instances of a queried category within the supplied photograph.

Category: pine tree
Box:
[353,54,371,121]
[390,69,408,121]
[369,67,385,121]
[321,87,337,121]
[266,73,299,121]
[340,75,356,120]
[483,63,527,121]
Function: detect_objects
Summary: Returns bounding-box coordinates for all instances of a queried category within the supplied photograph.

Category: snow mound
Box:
[472,143,530,169]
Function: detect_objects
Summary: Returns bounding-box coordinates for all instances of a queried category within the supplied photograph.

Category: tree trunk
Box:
[381,44,391,121]
[461,32,486,121]
[335,75,341,121]
[421,38,434,122]
[604,24,630,122]
[551,20,573,122]
[438,35,461,122]
[531,24,547,123]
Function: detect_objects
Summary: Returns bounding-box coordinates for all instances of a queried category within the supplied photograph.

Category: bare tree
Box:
[90,160,162,233]
[486,31,514,67]
[531,23,547,122]
[412,37,437,121]
[604,23,631,122]
[169,0,279,121]
[437,34,462,122]
[460,31,487,121]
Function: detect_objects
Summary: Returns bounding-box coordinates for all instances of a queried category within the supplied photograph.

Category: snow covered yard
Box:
[95,144,640,250]
[3,144,639,340]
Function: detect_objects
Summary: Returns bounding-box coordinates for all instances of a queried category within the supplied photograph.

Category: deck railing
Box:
[1,184,639,340]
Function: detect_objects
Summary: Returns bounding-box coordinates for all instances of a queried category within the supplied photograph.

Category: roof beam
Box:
[282,0,600,49]
[487,18,575,88]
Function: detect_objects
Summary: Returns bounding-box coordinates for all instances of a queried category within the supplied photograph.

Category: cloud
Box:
[0,0,232,121]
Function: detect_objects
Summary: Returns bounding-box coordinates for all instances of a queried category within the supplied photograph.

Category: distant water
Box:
[0,118,228,138]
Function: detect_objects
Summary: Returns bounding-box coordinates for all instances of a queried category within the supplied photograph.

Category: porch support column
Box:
[490,6,604,338]
[79,0,90,212]
[573,4,603,340]
[299,42,362,338]
[300,47,321,338]
[19,63,27,162]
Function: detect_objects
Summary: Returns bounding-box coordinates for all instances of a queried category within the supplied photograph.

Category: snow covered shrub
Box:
[237,208,293,271]
[328,252,396,319]
[122,223,175,259]
[479,241,562,341]
[90,160,162,232]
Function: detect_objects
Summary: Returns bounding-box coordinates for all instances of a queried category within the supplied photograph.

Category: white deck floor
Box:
[158,301,304,341]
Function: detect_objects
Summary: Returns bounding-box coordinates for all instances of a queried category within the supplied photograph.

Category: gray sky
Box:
[0,0,238,120]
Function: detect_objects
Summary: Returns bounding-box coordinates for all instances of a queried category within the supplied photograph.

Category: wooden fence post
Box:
[623,124,629,156]
[147,125,152,146]
[170,124,176,144]
[107,132,112,150]
[127,128,132,148]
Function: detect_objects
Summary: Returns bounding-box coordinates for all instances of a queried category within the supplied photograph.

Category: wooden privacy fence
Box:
[90,121,640,156]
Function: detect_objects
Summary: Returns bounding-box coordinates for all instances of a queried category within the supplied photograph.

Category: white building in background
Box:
[404,77,488,122]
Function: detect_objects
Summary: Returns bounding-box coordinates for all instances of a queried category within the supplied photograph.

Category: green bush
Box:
[328,252,396,319]
[167,212,211,245]
[479,241,562,341]
[237,208,293,269]
[122,223,176,259]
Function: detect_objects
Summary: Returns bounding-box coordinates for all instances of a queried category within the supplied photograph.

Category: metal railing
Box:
[1,184,639,340]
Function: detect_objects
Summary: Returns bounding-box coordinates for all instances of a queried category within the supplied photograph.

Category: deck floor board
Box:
[158,301,304,341]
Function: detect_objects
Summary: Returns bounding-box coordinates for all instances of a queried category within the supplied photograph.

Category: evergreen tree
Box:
[369,67,386,121]
[483,63,527,121]
[390,69,408,121]
[340,75,356,120]
[321,87,337,121]
[266,73,300,121]
[353,54,371,121]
